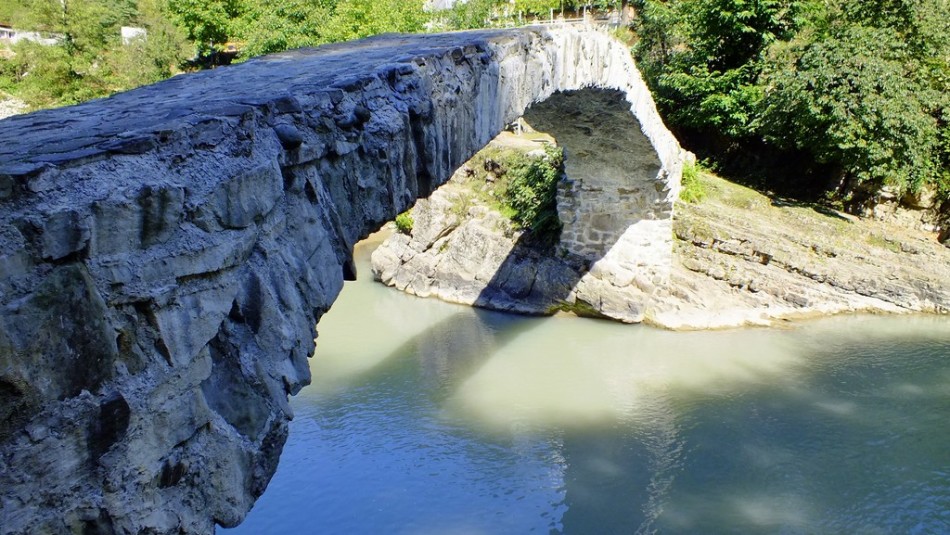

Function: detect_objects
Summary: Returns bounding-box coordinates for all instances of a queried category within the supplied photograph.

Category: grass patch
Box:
[865,232,902,253]
[548,298,609,319]
[679,160,706,203]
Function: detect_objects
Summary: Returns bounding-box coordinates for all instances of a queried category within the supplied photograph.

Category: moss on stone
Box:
[548,298,610,319]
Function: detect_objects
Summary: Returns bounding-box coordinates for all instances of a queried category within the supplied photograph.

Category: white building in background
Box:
[0,24,61,46]
[121,26,147,45]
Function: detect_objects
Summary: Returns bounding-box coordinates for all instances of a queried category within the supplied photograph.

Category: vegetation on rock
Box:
[679,160,706,204]
[441,138,565,245]
[504,145,564,240]
[394,211,414,235]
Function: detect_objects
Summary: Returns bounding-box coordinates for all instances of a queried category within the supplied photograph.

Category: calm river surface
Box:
[224,236,950,534]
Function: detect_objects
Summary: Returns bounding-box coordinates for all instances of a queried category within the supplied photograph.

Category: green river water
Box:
[224,236,950,534]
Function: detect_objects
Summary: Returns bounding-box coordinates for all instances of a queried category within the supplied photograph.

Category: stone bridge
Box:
[0,27,682,534]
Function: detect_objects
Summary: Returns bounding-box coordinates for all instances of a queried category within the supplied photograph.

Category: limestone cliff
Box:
[0,27,681,534]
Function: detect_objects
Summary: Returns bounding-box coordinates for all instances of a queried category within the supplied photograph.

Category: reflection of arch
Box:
[0,27,683,533]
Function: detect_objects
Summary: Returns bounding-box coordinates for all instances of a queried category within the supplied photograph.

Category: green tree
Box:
[514,0,562,16]
[231,0,332,58]
[168,0,239,56]
[757,1,950,195]
[107,0,190,89]
[634,0,949,201]
[634,0,803,138]
[0,0,128,107]
[439,0,506,30]
[323,0,427,43]
[0,0,189,108]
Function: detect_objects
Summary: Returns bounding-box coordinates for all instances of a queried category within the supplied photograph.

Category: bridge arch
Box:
[0,27,683,533]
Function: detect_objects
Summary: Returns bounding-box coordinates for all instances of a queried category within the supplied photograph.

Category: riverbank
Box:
[371,135,950,329]
[652,171,950,328]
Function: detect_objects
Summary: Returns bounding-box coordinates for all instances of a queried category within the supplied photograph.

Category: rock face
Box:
[0,27,681,534]
[0,98,26,121]
[655,178,950,329]
[372,133,678,322]
[372,175,592,317]
[374,160,950,329]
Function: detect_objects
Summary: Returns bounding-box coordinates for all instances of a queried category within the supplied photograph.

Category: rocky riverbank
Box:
[0,97,27,120]
[652,173,950,328]
[372,134,950,329]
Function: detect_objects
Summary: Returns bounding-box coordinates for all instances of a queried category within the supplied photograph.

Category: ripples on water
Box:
[224,239,950,534]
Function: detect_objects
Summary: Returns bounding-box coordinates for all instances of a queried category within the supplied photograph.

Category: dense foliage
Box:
[504,145,564,239]
[0,0,429,108]
[633,0,950,201]
[0,0,189,107]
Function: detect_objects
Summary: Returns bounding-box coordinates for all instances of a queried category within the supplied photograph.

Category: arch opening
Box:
[374,86,676,323]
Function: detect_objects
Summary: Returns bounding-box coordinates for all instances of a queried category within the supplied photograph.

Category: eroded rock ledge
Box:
[0,27,680,534]
[373,159,950,330]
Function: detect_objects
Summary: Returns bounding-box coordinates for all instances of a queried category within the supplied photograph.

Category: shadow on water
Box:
[308,87,671,399]
[229,258,950,535]
[328,306,537,399]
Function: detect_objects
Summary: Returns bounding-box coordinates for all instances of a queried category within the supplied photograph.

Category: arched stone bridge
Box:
[0,27,683,534]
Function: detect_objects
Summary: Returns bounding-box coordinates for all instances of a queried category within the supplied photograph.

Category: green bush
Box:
[758,23,947,195]
[503,145,563,241]
[394,211,413,235]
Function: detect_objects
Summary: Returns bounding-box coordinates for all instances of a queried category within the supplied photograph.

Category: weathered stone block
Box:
[138,185,185,248]
[91,195,143,256]
[40,209,90,261]
[212,164,283,229]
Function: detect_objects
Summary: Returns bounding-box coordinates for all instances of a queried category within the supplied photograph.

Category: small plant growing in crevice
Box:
[679,161,706,203]
[450,192,474,219]
[394,211,413,235]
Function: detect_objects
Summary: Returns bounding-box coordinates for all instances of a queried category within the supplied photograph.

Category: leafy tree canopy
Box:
[634,0,950,200]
